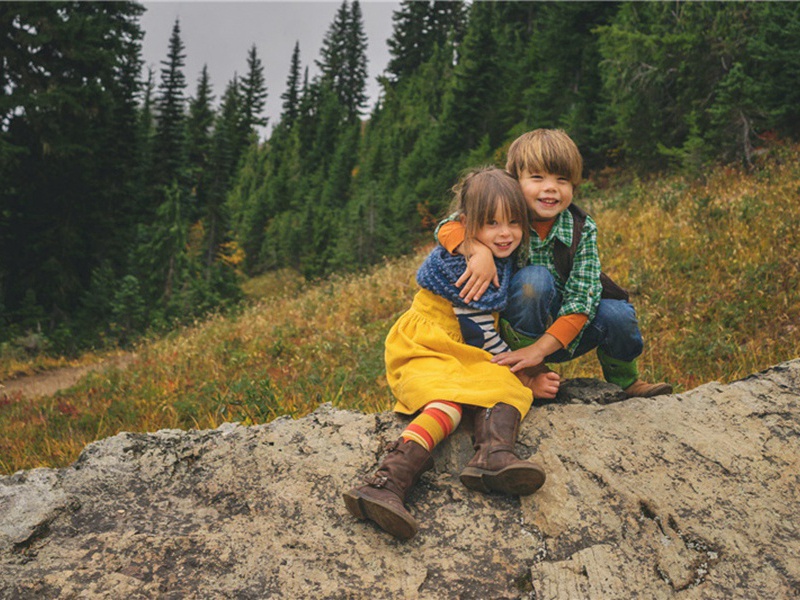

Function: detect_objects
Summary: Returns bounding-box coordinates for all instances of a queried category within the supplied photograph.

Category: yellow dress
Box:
[385,288,533,418]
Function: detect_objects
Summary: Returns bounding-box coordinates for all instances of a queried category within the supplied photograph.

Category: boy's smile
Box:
[519,171,574,222]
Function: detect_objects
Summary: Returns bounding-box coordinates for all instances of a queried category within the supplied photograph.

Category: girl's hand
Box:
[456,242,498,303]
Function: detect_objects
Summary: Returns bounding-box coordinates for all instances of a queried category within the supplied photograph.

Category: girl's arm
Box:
[437,221,499,303]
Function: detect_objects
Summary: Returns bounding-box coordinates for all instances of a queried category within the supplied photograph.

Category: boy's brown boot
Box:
[623,380,673,398]
[460,403,546,496]
[343,439,433,540]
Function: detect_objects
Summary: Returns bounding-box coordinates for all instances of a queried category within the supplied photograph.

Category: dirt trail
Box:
[0,354,135,400]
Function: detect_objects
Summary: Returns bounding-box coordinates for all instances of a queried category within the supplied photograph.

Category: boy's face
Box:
[518,170,574,222]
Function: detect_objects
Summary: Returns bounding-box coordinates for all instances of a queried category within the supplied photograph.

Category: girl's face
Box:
[473,203,523,258]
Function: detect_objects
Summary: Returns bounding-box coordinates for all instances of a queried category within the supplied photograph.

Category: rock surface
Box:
[1,360,799,599]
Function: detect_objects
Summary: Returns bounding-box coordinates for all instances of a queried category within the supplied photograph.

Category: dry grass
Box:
[1,145,798,474]
[585,145,800,388]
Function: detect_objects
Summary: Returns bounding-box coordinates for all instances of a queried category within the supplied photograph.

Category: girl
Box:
[343,167,549,540]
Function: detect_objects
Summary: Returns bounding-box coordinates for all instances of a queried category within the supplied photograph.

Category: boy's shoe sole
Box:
[623,381,673,398]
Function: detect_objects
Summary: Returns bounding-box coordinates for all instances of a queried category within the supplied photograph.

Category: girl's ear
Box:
[459,213,466,225]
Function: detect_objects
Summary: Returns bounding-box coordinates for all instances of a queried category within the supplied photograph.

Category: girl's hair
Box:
[450,166,530,251]
[505,128,583,185]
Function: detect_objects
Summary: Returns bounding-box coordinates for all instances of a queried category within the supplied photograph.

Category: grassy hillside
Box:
[1,146,799,474]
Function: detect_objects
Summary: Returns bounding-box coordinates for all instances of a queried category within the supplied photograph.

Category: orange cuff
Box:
[438,221,465,254]
[546,314,589,349]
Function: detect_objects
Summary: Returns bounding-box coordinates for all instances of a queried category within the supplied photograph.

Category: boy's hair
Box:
[450,166,530,250]
[505,128,583,185]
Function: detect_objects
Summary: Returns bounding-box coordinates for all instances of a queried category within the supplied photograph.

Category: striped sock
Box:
[401,401,463,452]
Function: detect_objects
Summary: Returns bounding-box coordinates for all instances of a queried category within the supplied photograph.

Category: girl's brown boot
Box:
[460,403,546,495]
[343,439,433,540]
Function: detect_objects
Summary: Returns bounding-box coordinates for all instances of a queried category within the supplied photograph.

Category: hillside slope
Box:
[1,146,799,475]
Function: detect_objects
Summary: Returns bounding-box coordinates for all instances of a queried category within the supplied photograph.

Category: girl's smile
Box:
[474,205,523,258]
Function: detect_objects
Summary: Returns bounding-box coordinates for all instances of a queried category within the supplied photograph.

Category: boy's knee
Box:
[596,300,643,356]
[511,266,556,299]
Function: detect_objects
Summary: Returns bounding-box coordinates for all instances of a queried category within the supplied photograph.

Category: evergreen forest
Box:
[3,1,800,357]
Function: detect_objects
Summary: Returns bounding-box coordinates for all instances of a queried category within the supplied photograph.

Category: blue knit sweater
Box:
[415,246,513,311]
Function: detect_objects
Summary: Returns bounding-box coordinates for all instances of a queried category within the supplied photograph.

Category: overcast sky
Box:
[140,1,401,138]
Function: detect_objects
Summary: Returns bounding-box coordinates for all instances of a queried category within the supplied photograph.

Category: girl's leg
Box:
[460,403,546,496]
[401,401,463,452]
[342,401,462,540]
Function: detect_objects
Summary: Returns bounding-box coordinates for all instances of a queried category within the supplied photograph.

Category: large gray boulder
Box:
[1,360,798,599]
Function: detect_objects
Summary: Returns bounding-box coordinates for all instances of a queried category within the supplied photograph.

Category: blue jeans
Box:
[502,266,643,363]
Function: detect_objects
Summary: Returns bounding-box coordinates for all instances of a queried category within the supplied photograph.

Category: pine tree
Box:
[316,1,350,89]
[240,44,268,135]
[136,67,157,213]
[343,0,369,119]
[186,65,216,243]
[386,0,433,81]
[342,3,464,267]
[210,78,247,208]
[152,19,188,191]
[315,0,368,121]
[280,41,302,126]
[387,1,466,82]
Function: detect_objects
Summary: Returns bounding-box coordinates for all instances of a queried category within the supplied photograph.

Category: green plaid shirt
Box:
[524,208,602,353]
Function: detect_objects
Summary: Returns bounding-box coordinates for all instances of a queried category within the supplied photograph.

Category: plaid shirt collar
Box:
[529,208,574,249]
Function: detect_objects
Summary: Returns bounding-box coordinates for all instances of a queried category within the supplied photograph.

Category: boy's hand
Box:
[492,346,547,373]
[456,242,499,303]
[492,334,563,373]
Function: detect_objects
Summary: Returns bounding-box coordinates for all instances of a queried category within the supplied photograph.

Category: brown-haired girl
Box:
[343,167,548,540]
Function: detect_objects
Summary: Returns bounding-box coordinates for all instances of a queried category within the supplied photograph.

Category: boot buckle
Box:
[365,474,389,488]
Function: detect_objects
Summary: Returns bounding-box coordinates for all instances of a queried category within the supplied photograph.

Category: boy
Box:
[437,129,671,399]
